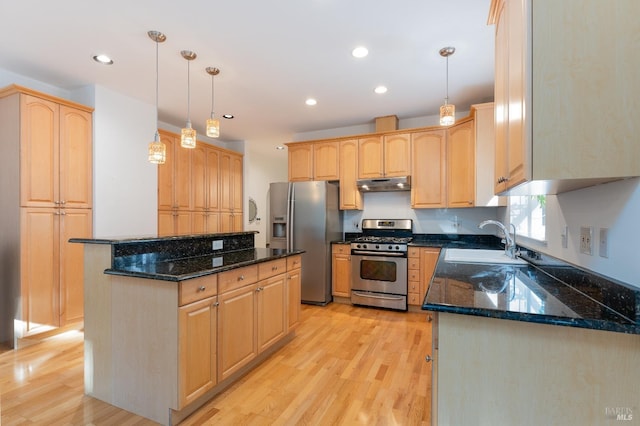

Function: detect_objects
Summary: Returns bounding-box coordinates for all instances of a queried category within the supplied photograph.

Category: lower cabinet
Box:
[407,247,441,307]
[331,244,351,297]
[179,295,218,407]
[287,255,302,330]
[257,274,287,353]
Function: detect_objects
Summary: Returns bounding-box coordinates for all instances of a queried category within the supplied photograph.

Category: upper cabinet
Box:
[313,141,339,181]
[489,0,640,195]
[411,130,446,209]
[339,139,362,210]
[358,134,410,179]
[20,95,92,209]
[287,143,313,182]
[446,119,475,208]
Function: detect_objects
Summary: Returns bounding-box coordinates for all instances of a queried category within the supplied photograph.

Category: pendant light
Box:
[147,31,167,164]
[439,46,456,126]
[205,67,220,138]
[180,50,197,148]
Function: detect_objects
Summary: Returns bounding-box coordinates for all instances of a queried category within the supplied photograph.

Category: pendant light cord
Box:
[210,74,215,117]
[445,55,449,105]
[155,40,159,136]
[187,59,191,123]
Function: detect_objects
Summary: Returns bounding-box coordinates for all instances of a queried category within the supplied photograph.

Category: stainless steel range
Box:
[350,219,413,311]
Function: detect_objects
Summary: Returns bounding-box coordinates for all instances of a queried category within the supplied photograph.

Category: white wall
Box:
[0,68,70,98]
[519,178,640,288]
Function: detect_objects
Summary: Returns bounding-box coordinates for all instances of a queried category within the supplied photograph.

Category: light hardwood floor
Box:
[0,303,433,425]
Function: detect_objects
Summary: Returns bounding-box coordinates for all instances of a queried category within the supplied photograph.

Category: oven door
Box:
[350,253,407,296]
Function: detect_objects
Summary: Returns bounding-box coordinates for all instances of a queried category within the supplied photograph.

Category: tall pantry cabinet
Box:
[0,85,93,344]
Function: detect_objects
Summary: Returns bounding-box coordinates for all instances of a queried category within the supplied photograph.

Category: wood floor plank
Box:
[1,303,432,425]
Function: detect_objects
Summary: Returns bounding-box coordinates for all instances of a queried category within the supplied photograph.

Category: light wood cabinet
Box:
[407,247,440,307]
[313,141,339,181]
[286,255,302,330]
[257,274,287,353]
[288,143,313,181]
[358,134,411,179]
[446,119,475,208]
[20,95,92,209]
[178,295,218,407]
[473,103,506,207]
[411,130,446,209]
[339,139,362,210]
[0,85,93,339]
[489,0,640,195]
[331,244,351,298]
[158,130,242,236]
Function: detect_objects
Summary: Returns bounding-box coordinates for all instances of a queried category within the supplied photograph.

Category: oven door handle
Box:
[352,291,405,301]
[351,250,406,257]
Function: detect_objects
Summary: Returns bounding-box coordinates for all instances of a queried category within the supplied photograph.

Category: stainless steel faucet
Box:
[478,220,518,259]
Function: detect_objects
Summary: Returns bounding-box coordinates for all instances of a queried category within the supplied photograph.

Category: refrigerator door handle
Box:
[287,183,294,251]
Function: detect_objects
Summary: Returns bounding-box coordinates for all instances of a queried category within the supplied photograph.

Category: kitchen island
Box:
[72,232,303,425]
[423,247,640,424]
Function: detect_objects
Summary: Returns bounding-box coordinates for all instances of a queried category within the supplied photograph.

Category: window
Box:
[509,195,546,242]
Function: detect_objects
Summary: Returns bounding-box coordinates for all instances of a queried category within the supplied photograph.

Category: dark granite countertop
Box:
[423,248,640,335]
[105,247,304,282]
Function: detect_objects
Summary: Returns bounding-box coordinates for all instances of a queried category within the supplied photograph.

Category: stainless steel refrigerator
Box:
[268,181,343,305]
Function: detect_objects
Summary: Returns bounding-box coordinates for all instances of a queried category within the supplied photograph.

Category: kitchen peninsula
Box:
[423,248,640,424]
[72,232,303,425]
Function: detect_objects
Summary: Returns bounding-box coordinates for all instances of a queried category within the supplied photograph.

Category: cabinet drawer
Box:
[179,275,218,306]
[332,244,350,255]
[287,255,302,270]
[408,258,420,270]
[408,269,420,282]
[408,280,420,293]
[408,292,422,306]
[408,247,420,258]
[258,258,287,281]
[218,265,259,293]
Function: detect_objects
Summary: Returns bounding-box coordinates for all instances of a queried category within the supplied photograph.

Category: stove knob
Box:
[356,244,361,249]
[375,245,380,249]
[395,245,400,250]
[388,245,393,250]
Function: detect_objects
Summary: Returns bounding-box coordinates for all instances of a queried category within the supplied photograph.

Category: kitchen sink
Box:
[444,248,528,265]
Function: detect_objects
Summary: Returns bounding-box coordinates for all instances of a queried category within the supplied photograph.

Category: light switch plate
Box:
[599,228,609,258]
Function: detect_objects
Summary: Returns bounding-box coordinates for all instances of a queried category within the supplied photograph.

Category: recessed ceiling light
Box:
[374,86,388,94]
[352,46,369,58]
[92,54,113,65]
[305,98,317,106]
[276,146,285,150]
[222,114,234,119]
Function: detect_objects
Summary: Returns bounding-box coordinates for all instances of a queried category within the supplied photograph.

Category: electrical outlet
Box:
[212,240,223,250]
[579,226,593,255]
[561,225,569,249]
[599,228,609,258]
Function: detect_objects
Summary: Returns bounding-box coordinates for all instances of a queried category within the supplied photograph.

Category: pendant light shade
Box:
[439,46,456,126]
[180,50,197,148]
[206,67,220,138]
[147,30,167,164]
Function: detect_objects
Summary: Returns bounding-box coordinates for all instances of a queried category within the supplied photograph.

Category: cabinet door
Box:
[191,143,207,211]
[332,253,351,297]
[313,141,340,181]
[158,210,174,237]
[218,284,258,381]
[20,95,59,207]
[59,105,92,209]
[257,274,287,353]
[191,212,206,234]
[158,132,176,210]
[287,268,301,330]
[358,136,383,178]
[420,248,441,301]
[21,208,59,331]
[175,211,192,236]
[205,211,220,233]
[383,133,411,177]
[288,144,313,182]
[59,208,92,326]
[339,139,362,210]
[494,0,509,194]
[206,146,220,210]
[411,130,446,208]
[179,296,217,408]
[231,154,243,212]
[174,141,192,210]
[447,120,475,208]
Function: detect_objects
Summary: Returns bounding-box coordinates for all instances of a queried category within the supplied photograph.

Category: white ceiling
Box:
[0,0,495,143]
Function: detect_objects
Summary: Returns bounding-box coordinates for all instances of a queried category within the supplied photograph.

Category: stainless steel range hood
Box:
[356,176,411,192]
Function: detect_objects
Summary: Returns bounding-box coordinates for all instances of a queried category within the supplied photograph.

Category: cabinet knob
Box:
[426,315,433,323]
[197,286,206,292]
[238,275,245,281]
[213,301,220,307]
[60,211,66,215]
[272,266,278,271]
[425,355,432,363]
